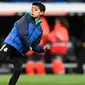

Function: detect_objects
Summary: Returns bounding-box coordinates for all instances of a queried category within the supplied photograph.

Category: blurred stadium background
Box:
[0,0,85,85]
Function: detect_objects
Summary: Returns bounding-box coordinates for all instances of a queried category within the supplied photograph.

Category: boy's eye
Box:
[33,8,38,11]
[35,9,38,11]
[31,8,38,11]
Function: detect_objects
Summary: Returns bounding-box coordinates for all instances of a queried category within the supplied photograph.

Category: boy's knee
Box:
[14,68,22,74]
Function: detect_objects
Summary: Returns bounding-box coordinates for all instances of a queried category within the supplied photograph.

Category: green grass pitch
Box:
[0,74,85,85]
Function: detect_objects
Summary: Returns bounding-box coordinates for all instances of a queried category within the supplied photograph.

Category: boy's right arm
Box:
[16,13,30,48]
[18,27,30,48]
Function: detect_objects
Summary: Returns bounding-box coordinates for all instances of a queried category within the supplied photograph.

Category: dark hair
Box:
[55,16,69,29]
[32,2,46,12]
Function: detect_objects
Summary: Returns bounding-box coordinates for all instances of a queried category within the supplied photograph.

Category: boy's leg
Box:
[9,59,23,85]
[0,44,12,62]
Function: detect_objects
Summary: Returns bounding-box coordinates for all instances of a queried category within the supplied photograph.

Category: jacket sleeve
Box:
[16,13,30,48]
[31,35,45,53]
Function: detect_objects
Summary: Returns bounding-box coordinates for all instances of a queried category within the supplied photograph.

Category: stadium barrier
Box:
[0,2,85,16]
[8,63,85,73]
[8,63,77,69]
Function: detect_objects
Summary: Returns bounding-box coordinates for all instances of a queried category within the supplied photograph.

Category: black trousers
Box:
[0,44,25,85]
[76,46,85,73]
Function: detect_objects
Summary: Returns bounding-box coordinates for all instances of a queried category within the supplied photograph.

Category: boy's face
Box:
[31,5,44,18]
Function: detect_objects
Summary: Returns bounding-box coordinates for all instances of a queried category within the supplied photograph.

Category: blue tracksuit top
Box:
[4,13,44,56]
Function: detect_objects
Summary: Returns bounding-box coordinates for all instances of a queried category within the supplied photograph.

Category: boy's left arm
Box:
[31,36,50,53]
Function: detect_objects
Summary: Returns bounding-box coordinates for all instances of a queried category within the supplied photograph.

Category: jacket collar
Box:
[27,12,42,25]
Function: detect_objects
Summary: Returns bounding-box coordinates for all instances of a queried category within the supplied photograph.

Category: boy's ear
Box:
[40,11,44,16]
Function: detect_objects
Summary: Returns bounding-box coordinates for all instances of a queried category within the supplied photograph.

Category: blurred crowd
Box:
[25,16,85,75]
[25,16,69,75]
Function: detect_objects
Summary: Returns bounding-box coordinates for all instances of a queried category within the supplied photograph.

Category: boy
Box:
[0,2,50,85]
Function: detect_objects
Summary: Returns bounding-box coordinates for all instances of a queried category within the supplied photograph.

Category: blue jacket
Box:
[4,13,44,56]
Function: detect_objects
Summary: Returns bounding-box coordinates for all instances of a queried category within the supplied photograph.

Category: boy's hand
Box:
[29,47,32,51]
[43,45,51,51]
